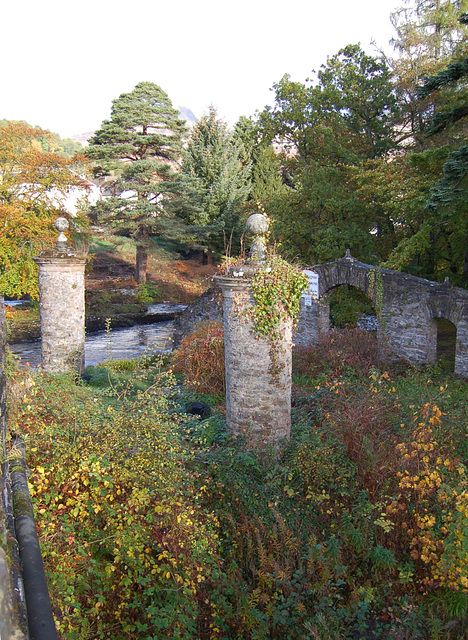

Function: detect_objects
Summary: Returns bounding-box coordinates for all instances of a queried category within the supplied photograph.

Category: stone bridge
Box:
[295,251,468,378]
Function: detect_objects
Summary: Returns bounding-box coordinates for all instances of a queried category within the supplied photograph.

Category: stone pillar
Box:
[455,319,468,378]
[34,218,86,374]
[214,272,292,450]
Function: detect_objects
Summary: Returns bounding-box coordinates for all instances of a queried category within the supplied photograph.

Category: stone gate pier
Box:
[214,214,293,450]
[34,218,86,374]
[215,274,293,449]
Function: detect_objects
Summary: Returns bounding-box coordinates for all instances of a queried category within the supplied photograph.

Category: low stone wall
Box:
[172,287,222,348]
[0,298,28,639]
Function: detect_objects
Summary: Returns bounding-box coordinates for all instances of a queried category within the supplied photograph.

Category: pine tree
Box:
[86,82,188,283]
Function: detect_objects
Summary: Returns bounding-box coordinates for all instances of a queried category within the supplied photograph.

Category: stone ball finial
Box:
[245,213,269,264]
[55,217,69,233]
[245,213,269,236]
[55,217,69,251]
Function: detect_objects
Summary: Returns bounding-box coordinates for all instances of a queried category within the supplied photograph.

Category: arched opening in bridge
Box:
[327,285,377,330]
[436,318,457,371]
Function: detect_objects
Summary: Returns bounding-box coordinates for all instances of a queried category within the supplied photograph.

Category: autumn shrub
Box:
[315,373,401,499]
[293,328,390,381]
[8,326,468,639]
[386,403,468,592]
[13,367,231,639]
[171,321,225,396]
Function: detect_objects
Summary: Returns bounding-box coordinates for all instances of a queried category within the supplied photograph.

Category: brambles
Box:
[171,320,225,396]
[293,327,395,380]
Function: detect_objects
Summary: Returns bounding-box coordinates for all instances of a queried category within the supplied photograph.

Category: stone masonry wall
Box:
[0,299,27,639]
[309,255,468,377]
[35,256,86,374]
[294,298,330,348]
[216,277,292,448]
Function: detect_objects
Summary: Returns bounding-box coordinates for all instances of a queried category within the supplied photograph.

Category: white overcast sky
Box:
[2,0,402,138]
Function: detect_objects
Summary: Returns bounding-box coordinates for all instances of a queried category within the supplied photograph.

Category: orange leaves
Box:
[0,121,90,297]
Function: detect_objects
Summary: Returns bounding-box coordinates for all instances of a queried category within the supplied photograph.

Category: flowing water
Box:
[8,304,186,368]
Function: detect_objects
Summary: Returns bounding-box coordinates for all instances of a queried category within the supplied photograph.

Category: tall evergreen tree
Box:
[86,82,188,283]
[389,0,468,147]
[232,116,286,205]
[180,107,251,255]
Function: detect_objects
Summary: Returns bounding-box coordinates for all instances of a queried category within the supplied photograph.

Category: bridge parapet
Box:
[0,299,28,638]
[297,251,468,377]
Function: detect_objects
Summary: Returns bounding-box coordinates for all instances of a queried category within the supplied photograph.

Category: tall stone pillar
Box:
[214,214,293,450]
[34,218,86,374]
[215,273,292,449]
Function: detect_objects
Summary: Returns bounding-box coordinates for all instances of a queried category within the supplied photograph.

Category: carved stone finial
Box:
[443,277,451,287]
[245,213,269,264]
[344,248,353,260]
[55,217,69,251]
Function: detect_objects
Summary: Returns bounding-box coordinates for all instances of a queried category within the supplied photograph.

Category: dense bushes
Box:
[8,328,468,638]
[171,320,225,396]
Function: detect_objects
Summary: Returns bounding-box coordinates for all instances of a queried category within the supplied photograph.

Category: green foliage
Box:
[258,45,398,265]
[250,257,308,341]
[367,269,384,322]
[328,286,375,329]
[9,327,468,638]
[317,44,398,160]
[135,281,161,305]
[255,6,468,282]
[86,82,189,283]
[179,107,251,254]
[232,116,286,205]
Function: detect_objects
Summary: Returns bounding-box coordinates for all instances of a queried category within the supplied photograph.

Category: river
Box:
[8,303,186,368]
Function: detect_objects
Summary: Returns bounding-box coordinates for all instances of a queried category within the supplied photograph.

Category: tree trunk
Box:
[462,239,468,285]
[202,250,213,265]
[136,244,148,285]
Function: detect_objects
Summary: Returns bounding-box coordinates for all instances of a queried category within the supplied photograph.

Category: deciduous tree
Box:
[0,122,88,298]
[258,45,398,264]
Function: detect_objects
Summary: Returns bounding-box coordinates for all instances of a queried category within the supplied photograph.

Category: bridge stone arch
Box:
[294,251,468,378]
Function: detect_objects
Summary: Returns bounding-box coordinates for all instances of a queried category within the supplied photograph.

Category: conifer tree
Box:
[232,116,286,205]
[87,82,188,283]
[180,107,251,255]
[389,0,468,147]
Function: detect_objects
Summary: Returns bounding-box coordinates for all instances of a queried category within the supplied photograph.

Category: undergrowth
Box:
[7,328,468,639]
